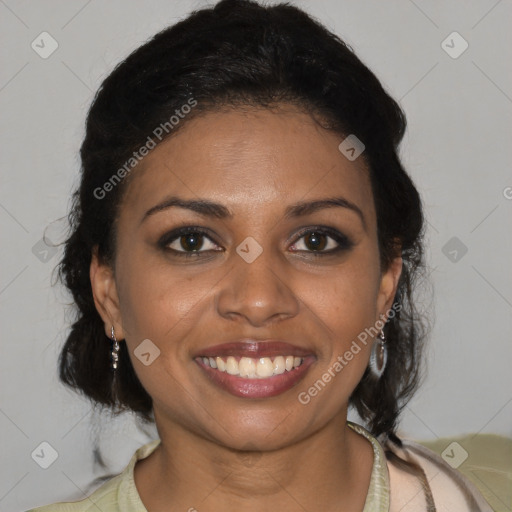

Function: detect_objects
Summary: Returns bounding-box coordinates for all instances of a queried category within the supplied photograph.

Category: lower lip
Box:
[196,356,316,399]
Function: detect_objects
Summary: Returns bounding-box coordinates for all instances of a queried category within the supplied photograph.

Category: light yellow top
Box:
[26,421,494,512]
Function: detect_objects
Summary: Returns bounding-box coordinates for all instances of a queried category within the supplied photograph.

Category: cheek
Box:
[304,246,381,342]
[292,247,381,418]
[115,245,225,354]
[297,242,382,403]
[114,254,210,409]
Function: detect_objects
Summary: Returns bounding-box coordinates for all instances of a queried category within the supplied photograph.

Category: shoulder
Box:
[26,439,161,512]
[385,437,494,512]
[25,472,123,512]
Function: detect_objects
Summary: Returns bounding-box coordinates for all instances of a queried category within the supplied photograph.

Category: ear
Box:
[376,254,402,320]
[90,247,125,340]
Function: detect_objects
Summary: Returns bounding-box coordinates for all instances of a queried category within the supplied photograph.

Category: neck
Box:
[134,411,374,512]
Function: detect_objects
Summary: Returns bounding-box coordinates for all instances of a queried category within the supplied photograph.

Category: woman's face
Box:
[92,105,401,450]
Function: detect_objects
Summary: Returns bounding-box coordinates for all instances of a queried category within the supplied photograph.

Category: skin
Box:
[90,104,402,511]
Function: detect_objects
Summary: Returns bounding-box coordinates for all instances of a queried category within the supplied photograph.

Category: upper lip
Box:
[195,339,315,359]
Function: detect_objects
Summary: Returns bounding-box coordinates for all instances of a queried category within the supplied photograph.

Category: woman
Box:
[28,0,493,510]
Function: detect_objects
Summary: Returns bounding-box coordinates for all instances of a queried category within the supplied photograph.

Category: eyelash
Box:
[157,225,354,259]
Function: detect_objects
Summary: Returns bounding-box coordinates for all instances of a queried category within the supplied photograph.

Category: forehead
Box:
[120,106,375,226]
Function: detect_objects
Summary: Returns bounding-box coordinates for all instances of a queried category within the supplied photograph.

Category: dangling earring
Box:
[111,325,120,370]
[369,329,387,379]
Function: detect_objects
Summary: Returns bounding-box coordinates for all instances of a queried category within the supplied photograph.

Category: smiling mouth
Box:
[194,340,316,398]
[198,355,304,379]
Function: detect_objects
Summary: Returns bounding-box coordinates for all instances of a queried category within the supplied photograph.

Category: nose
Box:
[215,245,300,327]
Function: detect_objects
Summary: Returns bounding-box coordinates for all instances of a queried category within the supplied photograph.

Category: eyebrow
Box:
[141,195,366,229]
[142,197,231,222]
[284,197,366,229]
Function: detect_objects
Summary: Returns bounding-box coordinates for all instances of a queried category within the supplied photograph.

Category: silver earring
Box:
[111,326,120,370]
[369,329,387,379]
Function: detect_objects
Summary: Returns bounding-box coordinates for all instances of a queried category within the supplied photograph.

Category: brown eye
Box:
[290,227,350,254]
[158,227,221,257]
[179,232,205,252]
[303,231,328,251]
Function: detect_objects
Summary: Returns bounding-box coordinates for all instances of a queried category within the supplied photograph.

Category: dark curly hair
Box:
[58,0,430,497]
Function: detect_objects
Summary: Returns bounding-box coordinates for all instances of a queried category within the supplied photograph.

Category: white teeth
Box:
[216,357,226,372]
[273,356,286,375]
[226,356,239,376]
[256,357,274,378]
[201,355,304,379]
[239,357,256,377]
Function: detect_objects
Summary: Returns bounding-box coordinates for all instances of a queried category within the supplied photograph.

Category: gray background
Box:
[1,0,511,510]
